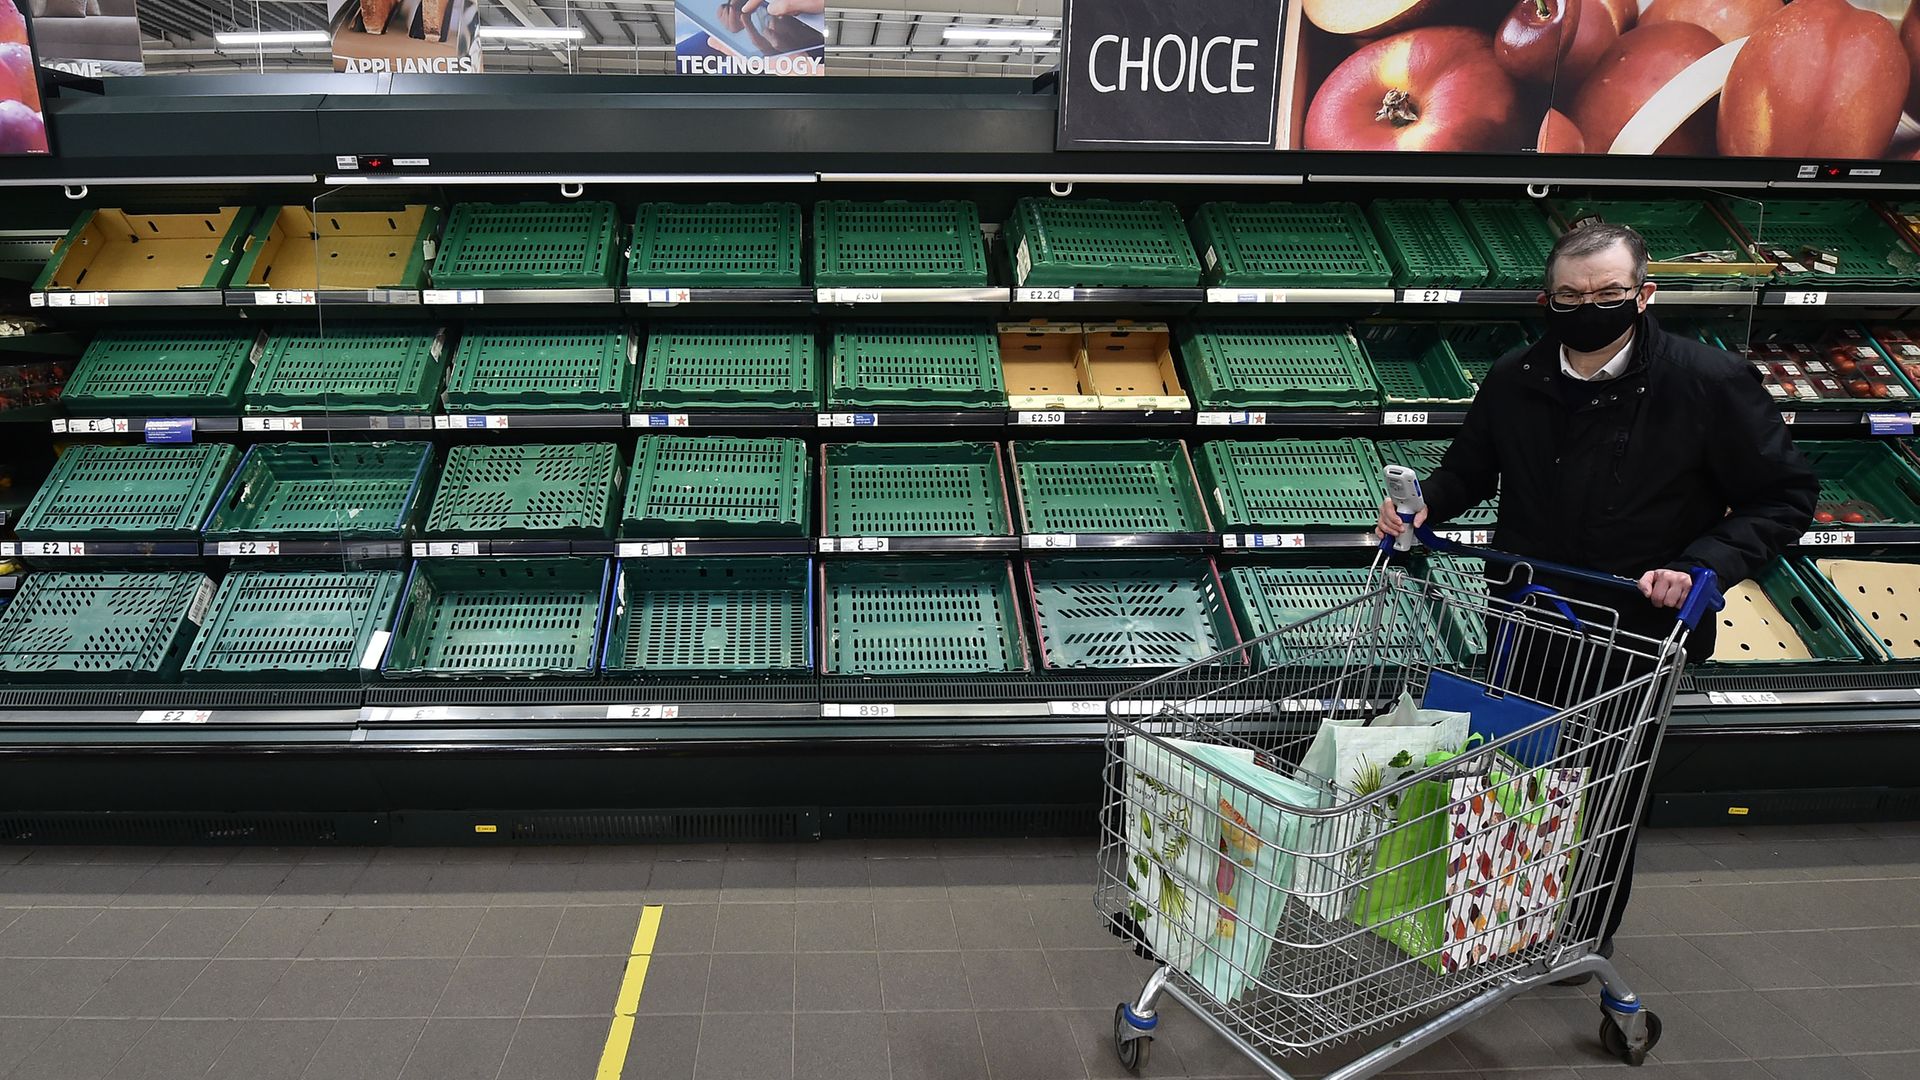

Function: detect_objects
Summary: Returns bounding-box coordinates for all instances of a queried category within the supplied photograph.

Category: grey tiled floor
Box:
[0,823,1917,1079]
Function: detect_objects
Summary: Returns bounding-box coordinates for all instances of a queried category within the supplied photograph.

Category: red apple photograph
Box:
[1291,0,1920,162]
[0,0,47,154]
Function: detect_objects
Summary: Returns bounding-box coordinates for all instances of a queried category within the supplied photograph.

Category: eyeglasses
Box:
[1547,283,1645,311]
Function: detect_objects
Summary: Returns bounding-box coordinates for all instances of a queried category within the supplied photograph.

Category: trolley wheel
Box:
[1112,1003,1153,1073]
[1599,1008,1662,1067]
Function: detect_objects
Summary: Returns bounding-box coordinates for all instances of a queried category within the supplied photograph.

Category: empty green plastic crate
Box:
[1005,198,1201,288]
[633,324,818,410]
[0,571,212,681]
[1225,565,1449,668]
[18,443,237,539]
[1192,202,1393,288]
[628,202,803,287]
[63,328,257,416]
[822,442,1010,537]
[1549,199,1753,278]
[1178,322,1379,409]
[384,557,610,679]
[814,200,990,287]
[1442,323,1531,387]
[1359,325,1477,406]
[604,557,811,674]
[1011,440,1209,534]
[1026,555,1238,670]
[444,323,631,412]
[820,559,1028,676]
[1799,440,1920,525]
[622,435,808,538]
[1704,558,1863,666]
[1722,199,1920,285]
[828,322,1005,408]
[431,202,622,289]
[1456,200,1559,288]
[182,570,406,681]
[1377,440,1498,527]
[246,325,444,413]
[1420,555,1490,660]
[1368,200,1492,288]
[425,443,622,538]
[204,442,434,541]
[1196,438,1387,530]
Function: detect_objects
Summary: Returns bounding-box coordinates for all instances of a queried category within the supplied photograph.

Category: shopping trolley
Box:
[1097,466,1723,1076]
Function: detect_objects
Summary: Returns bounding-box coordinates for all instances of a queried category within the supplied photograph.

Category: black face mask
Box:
[1546,299,1640,353]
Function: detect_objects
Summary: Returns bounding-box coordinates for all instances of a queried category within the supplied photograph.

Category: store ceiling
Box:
[134,0,1061,75]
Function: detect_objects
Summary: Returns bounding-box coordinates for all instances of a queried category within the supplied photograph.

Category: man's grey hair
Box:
[1548,222,1649,286]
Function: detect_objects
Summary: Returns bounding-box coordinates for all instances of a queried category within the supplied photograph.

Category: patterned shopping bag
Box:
[1436,766,1586,973]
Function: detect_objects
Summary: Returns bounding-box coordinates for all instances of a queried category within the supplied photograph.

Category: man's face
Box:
[1547,242,1654,313]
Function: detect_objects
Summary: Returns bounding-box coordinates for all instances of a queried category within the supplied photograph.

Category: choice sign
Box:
[1057,0,1284,150]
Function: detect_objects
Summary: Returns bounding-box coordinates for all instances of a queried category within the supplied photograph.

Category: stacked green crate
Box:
[431,202,622,288]
[1026,555,1238,670]
[822,443,1010,537]
[1357,324,1477,406]
[62,328,256,415]
[814,200,989,287]
[1004,198,1201,287]
[1178,322,1379,409]
[425,443,622,538]
[203,442,433,541]
[633,324,818,410]
[604,558,812,675]
[384,558,610,678]
[1798,440,1920,525]
[17,443,236,540]
[1549,198,1756,280]
[1012,440,1209,534]
[246,325,443,413]
[182,570,406,681]
[1196,439,1386,530]
[1442,323,1531,388]
[1377,441,1498,527]
[443,323,630,412]
[1704,558,1864,666]
[627,202,803,287]
[0,572,212,681]
[1225,566,1450,668]
[1367,200,1491,288]
[828,322,1005,408]
[1456,200,1559,288]
[1721,199,1920,285]
[1192,202,1392,288]
[622,435,809,537]
[820,560,1029,675]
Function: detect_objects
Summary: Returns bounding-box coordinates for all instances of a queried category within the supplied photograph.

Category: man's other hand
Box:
[1638,569,1693,609]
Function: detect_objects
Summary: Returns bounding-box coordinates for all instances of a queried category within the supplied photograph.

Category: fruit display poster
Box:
[674,0,826,76]
[328,0,481,74]
[0,0,48,154]
[1063,0,1920,161]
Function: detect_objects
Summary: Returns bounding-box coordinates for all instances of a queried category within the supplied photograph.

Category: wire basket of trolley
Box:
[1096,465,1724,1077]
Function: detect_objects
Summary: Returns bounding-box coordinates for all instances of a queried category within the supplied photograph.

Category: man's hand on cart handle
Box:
[1638,569,1693,610]
[1375,497,1428,541]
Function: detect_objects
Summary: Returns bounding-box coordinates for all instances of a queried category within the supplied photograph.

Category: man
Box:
[1375,222,1817,971]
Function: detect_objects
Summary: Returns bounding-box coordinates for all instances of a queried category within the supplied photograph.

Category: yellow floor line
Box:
[596,905,665,1080]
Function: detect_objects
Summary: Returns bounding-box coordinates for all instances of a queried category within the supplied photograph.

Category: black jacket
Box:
[1423,313,1818,655]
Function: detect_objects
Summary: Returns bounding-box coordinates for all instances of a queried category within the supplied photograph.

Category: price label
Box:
[1026,534,1079,549]
[846,537,890,553]
[640,288,692,305]
[1403,288,1462,304]
[1780,412,1796,425]
[215,541,281,556]
[57,417,130,434]
[144,418,195,444]
[819,288,885,304]
[1223,533,1306,549]
[1436,530,1492,545]
[1781,291,1827,306]
[824,703,897,718]
[359,630,392,671]
[817,413,879,428]
[632,413,693,428]
[241,417,305,432]
[1706,690,1783,707]
[1799,530,1856,546]
[1015,411,1068,426]
[1016,288,1076,303]
[1197,412,1269,427]
[1205,288,1283,304]
[0,543,16,557]
[28,292,42,307]
[443,414,511,430]
[31,541,87,557]
[138,709,212,725]
[1868,412,1914,436]
[44,291,109,308]
[1049,700,1107,717]
[426,541,483,557]
[253,290,316,306]
[1383,411,1431,426]
[606,704,682,719]
[618,541,673,558]
[422,289,485,305]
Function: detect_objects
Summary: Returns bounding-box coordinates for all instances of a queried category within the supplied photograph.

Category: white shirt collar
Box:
[1559,333,1635,381]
